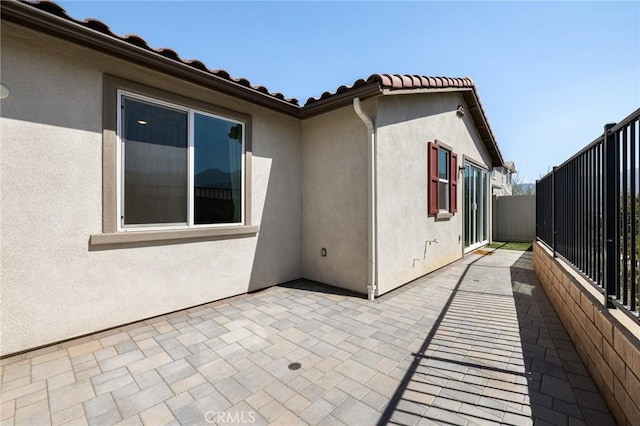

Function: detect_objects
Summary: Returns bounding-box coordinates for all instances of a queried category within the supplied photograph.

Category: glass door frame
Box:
[463,161,489,253]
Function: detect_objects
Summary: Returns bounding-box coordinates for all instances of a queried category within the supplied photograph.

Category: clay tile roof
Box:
[83,18,110,34]
[11,0,299,106]
[32,0,64,16]
[303,74,503,166]
[4,1,504,166]
[157,48,181,62]
[304,73,477,106]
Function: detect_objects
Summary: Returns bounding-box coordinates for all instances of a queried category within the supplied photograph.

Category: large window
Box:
[119,92,244,230]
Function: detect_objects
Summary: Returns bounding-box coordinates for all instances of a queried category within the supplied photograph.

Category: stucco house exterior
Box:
[1,0,506,356]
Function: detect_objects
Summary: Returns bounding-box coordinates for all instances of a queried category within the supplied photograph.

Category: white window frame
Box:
[116,90,245,232]
[438,147,450,212]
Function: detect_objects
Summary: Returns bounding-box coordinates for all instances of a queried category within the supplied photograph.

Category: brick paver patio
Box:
[1,249,615,425]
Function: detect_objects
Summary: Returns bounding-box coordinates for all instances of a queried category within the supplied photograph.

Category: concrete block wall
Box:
[533,241,640,425]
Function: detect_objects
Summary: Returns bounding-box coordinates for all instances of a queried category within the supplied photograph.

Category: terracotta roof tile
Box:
[17,0,299,106]
[84,18,110,34]
[33,0,64,17]
[7,1,504,166]
[303,74,502,165]
[304,74,477,106]
[157,48,181,62]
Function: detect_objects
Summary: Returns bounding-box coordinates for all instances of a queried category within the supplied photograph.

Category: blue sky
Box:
[57,1,640,182]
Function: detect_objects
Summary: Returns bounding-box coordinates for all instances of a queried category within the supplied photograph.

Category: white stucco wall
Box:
[300,103,373,294]
[0,24,302,355]
[375,93,493,295]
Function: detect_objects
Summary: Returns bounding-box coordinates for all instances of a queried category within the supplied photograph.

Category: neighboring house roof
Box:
[504,161,517,173]
[2,0,505,167]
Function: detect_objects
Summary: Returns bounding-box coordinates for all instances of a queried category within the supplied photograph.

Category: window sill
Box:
[90,225,259,247]
[436,212,453,220]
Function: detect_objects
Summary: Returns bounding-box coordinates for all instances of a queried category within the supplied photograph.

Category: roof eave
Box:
[300,84,382,119]
[1,1,301,117]
[380,87,504,167]
[380,87,471,96]
[462,90,504,167]
[504,161,517,173]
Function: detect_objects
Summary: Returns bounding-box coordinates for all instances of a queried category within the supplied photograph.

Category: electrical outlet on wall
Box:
[321,248,327,257]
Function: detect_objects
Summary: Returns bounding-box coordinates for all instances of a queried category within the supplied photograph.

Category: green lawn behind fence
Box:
[488,242,533,251]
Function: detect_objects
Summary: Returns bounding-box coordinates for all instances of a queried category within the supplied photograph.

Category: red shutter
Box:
[428,141,439,214]
[449,151,458,214]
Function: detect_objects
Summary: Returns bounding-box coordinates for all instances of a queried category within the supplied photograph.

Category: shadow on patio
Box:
[0,249,618,426]
[377,250,615,425]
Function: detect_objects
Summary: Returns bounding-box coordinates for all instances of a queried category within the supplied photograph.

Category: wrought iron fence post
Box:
[552,166,557,258]
[535,179,539,241]
[603,122,617,308]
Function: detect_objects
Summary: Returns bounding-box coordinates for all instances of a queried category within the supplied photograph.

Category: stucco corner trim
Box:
[89,226,259,247]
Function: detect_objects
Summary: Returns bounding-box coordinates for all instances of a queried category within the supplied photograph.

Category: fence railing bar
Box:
[587,146,595,277]
[538,135,605,182]
[599,140,604,288]
[552,247,606,295]
[609,298,639,323]
[552,167,556,256]
[596,142,601,285]
[615,129,621,300]
[604,122,617,307]
[591,145,596,281]
[567,157,580,268]
[580,152,585,271]
[536,111,639,321]
[622,127,628,306]
[577,158,580,266]
[630,120,637,312]
[569,161,573,262]
[609,107,640,133]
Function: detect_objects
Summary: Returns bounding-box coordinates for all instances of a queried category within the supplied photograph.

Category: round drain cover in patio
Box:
[288,362,301,370]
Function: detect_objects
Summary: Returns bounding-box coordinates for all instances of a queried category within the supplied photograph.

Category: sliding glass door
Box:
[464,163,488,251]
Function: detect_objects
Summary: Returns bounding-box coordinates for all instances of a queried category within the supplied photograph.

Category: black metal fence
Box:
[536,108,640,322]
